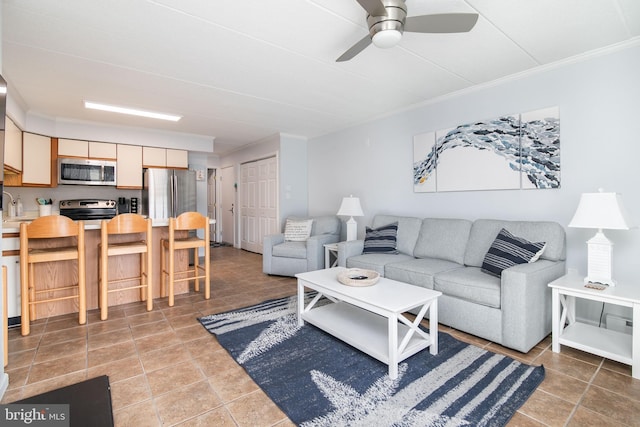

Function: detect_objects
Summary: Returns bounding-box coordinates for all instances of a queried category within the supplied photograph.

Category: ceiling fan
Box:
[337,0,479,62]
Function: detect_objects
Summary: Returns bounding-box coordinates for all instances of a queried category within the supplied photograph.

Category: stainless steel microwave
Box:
[58,158,117,186]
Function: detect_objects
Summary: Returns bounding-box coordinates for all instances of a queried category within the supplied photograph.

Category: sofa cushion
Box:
[481,228,546,277]
[371,215,422,256]
[363,222,399,254]
[346,253,415,276]
[385,258,463,290]
[464,219,566,267]
[311,216,341,236]
[284,219,313,241]
[272,241,307,259]
[434,267,501,309]
[413,218,472,264]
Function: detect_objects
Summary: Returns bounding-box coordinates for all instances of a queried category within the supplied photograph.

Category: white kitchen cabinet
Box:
[142,146,166,167]
[4,117,22,173]
[117,144,143,188]
[143,147,188,168]
[22,133,53,186]
[166,149,188,168]
[89,141,117,159]
[58,138,89,157]
[58,139,117,160]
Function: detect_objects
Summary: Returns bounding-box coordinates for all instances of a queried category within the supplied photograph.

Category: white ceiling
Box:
[2,0,639,155]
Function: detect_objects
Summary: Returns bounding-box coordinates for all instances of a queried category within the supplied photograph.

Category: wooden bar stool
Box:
[99,213,153,320]
[160,212,210,307]
[20,216,86,336]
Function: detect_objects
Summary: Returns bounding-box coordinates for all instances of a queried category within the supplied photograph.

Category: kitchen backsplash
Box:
[2,186,141,215]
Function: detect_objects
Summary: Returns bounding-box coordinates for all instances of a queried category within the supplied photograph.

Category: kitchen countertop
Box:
[1,216,214,233]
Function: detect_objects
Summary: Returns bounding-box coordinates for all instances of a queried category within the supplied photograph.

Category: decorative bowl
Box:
[337,268,380,287]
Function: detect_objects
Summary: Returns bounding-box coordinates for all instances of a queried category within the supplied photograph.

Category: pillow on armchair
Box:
[284,218,314,242]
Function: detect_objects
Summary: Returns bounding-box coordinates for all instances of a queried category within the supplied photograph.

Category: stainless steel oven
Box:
[58,157,117,186]
[59,199,118,220]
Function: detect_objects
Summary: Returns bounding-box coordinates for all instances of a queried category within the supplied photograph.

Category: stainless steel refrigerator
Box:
[141,168,197,219]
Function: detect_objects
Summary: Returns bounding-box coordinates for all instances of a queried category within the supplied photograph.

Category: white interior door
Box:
[207,169,217,241]
[241,162,259,252]
[258,157,278,250]
[240,156,278,254]
[221,166,235,246]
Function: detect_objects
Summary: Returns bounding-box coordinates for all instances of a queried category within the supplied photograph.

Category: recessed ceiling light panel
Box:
[84,101,182,122]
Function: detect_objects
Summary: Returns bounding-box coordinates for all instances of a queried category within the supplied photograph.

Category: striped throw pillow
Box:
[481,228,546,277]
[363,222,399,254]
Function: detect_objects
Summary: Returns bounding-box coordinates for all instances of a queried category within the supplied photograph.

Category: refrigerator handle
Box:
[171,174,177,217]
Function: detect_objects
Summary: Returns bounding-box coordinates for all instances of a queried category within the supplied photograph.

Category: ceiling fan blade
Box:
[336,35,372,62]
[404,13,479,33]
[356,0,387,17]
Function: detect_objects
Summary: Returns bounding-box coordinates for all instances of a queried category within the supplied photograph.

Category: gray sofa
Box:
[337,215,566,353]
[263,216,341,277]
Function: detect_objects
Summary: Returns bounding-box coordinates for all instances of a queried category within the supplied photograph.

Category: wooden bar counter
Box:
[3,218,209,320]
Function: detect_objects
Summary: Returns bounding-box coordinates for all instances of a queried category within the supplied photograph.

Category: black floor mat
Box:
[12,375,114,427]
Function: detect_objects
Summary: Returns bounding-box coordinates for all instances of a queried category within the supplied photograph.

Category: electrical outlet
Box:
[606,314,633,335]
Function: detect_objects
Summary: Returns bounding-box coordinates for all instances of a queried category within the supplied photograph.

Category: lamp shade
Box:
[568,191,634,230]
[337,196,364,217]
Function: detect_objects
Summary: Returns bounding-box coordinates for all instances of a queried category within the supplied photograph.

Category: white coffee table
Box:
[296,267,441,379]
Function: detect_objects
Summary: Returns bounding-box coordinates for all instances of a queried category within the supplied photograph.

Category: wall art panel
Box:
[413,131,437,193]
[413,107,560,192]
[520,107,560,189]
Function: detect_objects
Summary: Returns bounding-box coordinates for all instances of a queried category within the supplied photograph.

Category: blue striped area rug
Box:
[199,295,544,426]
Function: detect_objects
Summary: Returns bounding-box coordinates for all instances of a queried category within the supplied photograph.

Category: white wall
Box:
[218,133,309,231]
[308,42,640,323]
[279,134,308,223]
[219,134,280,168]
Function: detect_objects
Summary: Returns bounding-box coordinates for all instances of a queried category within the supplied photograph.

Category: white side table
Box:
[549,274,639,379]
[324,243,339,269]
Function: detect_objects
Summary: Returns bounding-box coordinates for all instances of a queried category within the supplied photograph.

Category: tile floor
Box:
[2,246,639,426]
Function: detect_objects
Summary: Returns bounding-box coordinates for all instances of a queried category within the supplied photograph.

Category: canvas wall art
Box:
[413,107,560,192]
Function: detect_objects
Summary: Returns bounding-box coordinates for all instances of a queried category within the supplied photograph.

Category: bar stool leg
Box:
[100,249,108,321]
[139,253,145,302]
[160,242,166,299]
[205,241,210,300]
[20,261,30,336]
[145,251,153,312]
[193,249,200,292]
[78,249,86,326]
[168,241,175,307]
[29,264,36,321]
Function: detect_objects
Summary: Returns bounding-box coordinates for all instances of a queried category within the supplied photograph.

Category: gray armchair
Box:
[263,216,341,276]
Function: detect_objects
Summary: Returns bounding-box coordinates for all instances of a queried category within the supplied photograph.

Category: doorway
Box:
[207,169,217,242]
[220,166,236,247]
[240,156,278,254]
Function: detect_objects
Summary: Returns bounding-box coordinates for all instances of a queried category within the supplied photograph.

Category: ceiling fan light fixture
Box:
[372,29,402,48]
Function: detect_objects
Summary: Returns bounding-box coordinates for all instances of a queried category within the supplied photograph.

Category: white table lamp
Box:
[568,189,634,286]
[337,195,364,241]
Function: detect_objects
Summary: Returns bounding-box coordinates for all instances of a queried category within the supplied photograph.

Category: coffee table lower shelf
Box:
[302,302,432,368]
